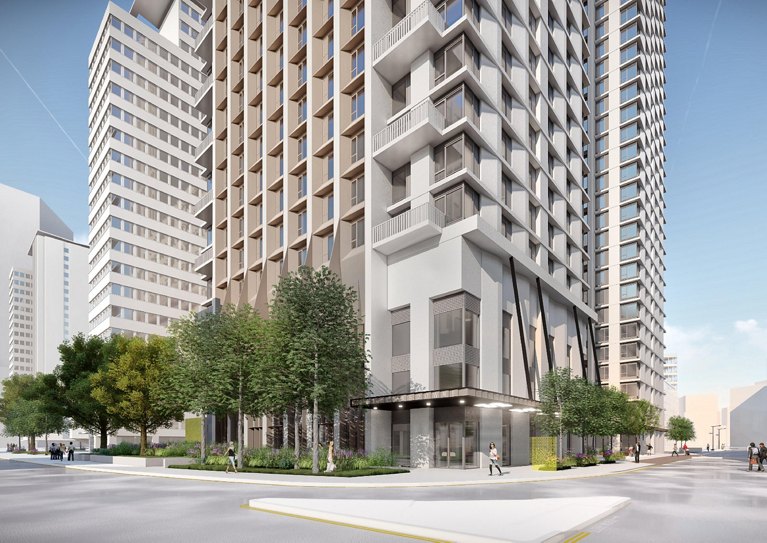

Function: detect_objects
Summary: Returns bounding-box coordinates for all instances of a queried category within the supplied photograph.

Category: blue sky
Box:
[1,0,765,401]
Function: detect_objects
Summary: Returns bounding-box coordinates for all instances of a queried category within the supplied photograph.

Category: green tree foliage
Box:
[91,336,183,456]
[0,374,66,449]
[667,415,696,444]
[623,399,660,440]
[538,368,577,458]
[56,334,124,448]
[267,266,369,473]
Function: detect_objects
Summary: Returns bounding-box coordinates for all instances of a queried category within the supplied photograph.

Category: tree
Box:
[0,374,66,449]
[268,266,369,473]
[567,377,605,451]
[623,399,660,441]
[57,334,125,448]
[538,369,578,459]
[168,310,228,463]
[91,336,183,456]
[594,386,630,449]
[667,415,695,445]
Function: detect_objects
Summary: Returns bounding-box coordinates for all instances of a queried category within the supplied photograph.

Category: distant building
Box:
[664,355,678,388]
[679,393,721,449]
[8,268,34,376]
[727,381,767,449]
[0,183,72,381]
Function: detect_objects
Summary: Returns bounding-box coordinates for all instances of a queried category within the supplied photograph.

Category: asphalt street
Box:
[0,452,763,543]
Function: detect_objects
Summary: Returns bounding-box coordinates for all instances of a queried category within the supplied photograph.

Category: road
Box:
[0,452,763,543]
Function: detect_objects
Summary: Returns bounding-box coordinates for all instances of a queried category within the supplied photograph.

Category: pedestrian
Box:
[49,442,56,460]
[748,442,759,471]
[488,442,503,476]
[67,442,75,462]
[671,444,678,456]
[758,442,767,472]
[706,444,710,452]
[647,443,653,455]
[682,443,689,456]
[634,441,641,463]
[225,442,237,474]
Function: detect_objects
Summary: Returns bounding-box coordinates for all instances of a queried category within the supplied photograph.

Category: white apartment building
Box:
[29,232,90,375]
[192,0,601,467]
[586,0,667,449]
[0,184,72,382]
[86,1,209,340]
[8,269,34,376]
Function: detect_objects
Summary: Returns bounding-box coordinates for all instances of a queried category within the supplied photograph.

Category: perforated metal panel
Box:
[390,307,410,324]
[391,354,411,372]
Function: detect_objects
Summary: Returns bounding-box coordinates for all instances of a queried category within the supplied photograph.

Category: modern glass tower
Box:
[87,2,209,339]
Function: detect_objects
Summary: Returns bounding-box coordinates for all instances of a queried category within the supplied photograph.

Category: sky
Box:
[1,0,765,404]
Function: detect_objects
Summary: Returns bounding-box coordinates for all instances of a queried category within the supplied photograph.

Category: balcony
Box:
[372,203,445,255]
[194,245,213,280]
[373,0,445,82]
[194,72,214,119]
[195,14,214,61]
[194,190,213,227]
[373,98,444,170]
[195,130,213,171]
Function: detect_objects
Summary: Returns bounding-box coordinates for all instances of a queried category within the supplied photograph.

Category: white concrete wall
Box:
[679,393,721,449]
[729,382,767,449]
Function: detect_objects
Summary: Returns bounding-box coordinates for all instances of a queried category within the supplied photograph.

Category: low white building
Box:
[727,381,767,449]
[679,393,721,450]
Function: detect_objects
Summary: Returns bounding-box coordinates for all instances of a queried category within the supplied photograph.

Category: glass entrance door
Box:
[435,422,465,468]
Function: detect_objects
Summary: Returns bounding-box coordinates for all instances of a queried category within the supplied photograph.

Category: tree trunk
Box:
[200,414,207,464]
[237,390,244,469]
[100,419,109,449]
[312,397,319,473]
[29,435,36,451]
[140,425,147,456]
[293,407,300,469]
[45,434,49,453]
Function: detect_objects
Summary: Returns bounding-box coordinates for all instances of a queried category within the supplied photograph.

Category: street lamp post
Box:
[717,426,726,449]
[710,425,721,451]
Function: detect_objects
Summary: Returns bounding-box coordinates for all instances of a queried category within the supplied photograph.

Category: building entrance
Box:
[435,419,478,468]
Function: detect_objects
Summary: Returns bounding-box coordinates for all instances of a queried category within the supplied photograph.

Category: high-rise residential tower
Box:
[0,184,72,381]
[194,0,599,467]
[87,2,209,339]
[585,0,667,447]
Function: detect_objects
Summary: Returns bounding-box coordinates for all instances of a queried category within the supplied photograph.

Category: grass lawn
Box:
[168,464,410,477]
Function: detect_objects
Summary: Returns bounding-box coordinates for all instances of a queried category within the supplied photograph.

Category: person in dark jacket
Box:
[747,442,759,471]
[634,441,641,463]
[757,442,767,472]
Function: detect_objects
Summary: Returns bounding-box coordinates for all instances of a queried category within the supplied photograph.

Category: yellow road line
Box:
[563,532,590,543]
[241,504,451,542]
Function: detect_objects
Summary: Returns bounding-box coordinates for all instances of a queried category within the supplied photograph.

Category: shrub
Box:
[154,441,200,458]
[94,442,141,456]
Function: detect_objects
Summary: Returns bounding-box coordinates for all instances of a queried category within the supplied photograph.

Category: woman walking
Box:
[488,442,503,476]
[226,442,237,474]
[748,442,760,472]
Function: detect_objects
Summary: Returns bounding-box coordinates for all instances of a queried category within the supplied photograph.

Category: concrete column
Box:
[511,412,531,466]
[479,409,503,469]
[410,407,434,468]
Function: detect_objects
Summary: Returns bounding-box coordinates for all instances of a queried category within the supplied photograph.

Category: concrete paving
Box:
[0,452,651,488]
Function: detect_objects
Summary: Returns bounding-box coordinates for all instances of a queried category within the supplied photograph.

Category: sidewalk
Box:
[0,452,659,488]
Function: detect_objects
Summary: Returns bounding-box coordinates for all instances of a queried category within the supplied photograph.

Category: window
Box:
[434,35,480,84]
[620,102,639,122]
[351,2,364,34]
[620,223,638,242]
[620,122,638,142]
[326,193,334,220]
[325,233,334,260]
[278,189,284,211]
[621,345,639,362]
[351,132,364,163]
[278,224,284,247]
[620,242,638,261]
[620,162,638,181]
[620,202,639,221]
[621,23,638,43]
[620,142,639,162]
[434,183,479,225]
[621,82,639,103]
[351,217,364,248]
[435,84,480,126]
[392,321,410,357]
[297,210,307,236]
[620,263,639,280]
[351,45,364,78]
[595,231,609,249]
[433,133,479,181]
[595,60,607,79]
[325,113,334,140]
[434,309,462,348]
[621,3,638,24]
[351,90,364,120]
[620,302,639,320]
[620,282,638,300]
[529,203,538,231]
[297,135,307,161]
[326,153,334,180]
[596,290,608,307]
[620,182,638,201]
[392,164,411,203]
[621,62,638,83]
[297,174,307,198]
[621,322,639,339]
[620,43,639,64]
[392,74,411,115]
[351,176,364,205]
[595,116,608,134]
[326,33,334,59]
[595,250,608,268]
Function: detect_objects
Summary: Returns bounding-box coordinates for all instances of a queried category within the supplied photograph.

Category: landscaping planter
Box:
[83,454,196,467]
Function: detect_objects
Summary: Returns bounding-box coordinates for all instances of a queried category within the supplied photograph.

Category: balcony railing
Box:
[373,0,445,61]
[373,203,445,244]
[193,190,213,215]
[195,15,214,50]
[373,98,444,153]
[195,130,214,157]
[194,245,213,269]
[194,72,214,104]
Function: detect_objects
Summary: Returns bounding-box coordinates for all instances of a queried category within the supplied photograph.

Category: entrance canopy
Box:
[351,387,541,412]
